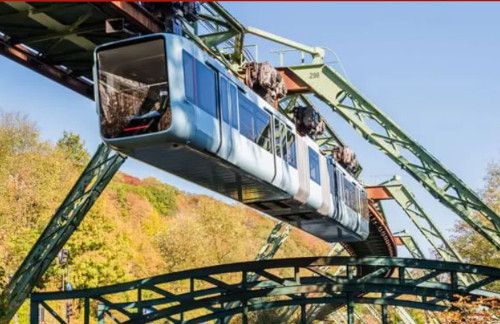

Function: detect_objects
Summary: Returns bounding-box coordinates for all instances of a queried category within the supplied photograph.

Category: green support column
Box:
[0,144,126,324]
[84,298,90,324]
[381,304,388,324]
[396,233,443,324]
[347,299,354,324]
[286,64,500,249]
[254,222,290,261]
[29,300,39,324]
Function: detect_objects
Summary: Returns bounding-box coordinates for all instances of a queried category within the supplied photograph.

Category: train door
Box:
[216,76,233,160]
[272,118,287,188]
[183,52,221,152]
[327,159,338,218]
[228,84,239,163]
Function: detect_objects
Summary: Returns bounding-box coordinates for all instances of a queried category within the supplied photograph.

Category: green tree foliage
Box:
[450,163,500,268]
[56,131,90,166]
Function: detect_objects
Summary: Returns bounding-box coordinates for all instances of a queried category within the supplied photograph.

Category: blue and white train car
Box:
[94,33,369,242]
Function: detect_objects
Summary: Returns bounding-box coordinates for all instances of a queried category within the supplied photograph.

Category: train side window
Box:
[238,92,254,140]
[327,160,336,196]
[361,190,369,219]
[337,170,344,201]
[354,187,360,212]
[182,51,195,102]
[345,181,355,210]
[274,119,284,157]
[229,85,238,129]
[255,108,272,152]
[285,130,297,168]
[196,61,217,117]
[219,77,230,123]
[308,148,321,185]
[349,183,355,210]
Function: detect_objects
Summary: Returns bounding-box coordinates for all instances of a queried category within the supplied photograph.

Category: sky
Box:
[0,2,499,258]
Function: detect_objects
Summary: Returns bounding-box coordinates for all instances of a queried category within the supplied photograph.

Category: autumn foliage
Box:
[0,112,329,321]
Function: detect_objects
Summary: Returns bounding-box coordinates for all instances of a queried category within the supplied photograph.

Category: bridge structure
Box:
[0,2,498,323]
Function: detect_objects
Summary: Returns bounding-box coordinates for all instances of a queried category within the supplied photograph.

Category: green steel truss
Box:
[254,222,290,261]
[382,177,468,264]
[0,144,126,323]
[377,177,475,286]
[285,64,500,249]
[397,233,427,260]
[29,257,499,324]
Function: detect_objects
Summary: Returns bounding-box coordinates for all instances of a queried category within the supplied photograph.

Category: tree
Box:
[56,131,89,166]
[450,162,499,269]
[437,162,500,322]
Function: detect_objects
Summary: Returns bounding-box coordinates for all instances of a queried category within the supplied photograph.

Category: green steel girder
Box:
[397,233,426,260]
[285,64,500,249]
[0,144,126,324]
[379,177,475,286]
[29,257,499,324]
[254,222,290,261]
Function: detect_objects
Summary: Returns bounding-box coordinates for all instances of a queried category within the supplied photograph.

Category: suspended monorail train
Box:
[94,33,369,242]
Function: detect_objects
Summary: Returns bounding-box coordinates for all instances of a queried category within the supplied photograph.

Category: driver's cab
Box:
[95,36,170,139]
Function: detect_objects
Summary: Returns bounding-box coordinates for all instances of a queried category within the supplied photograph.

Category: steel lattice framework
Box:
[29,257,499,324]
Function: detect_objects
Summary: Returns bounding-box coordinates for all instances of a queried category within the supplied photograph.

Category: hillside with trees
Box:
[0,111,498,323]
[0,112,330,322]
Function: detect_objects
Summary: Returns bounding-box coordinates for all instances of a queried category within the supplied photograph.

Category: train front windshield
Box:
[96,38,169,139]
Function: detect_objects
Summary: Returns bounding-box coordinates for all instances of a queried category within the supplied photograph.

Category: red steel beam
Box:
[107,2,162,33]
[277,67,311,94]
[365,185,393,201]
[0,40,94,99]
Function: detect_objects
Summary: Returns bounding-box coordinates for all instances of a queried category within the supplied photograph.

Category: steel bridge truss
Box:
[29,257,499,324]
